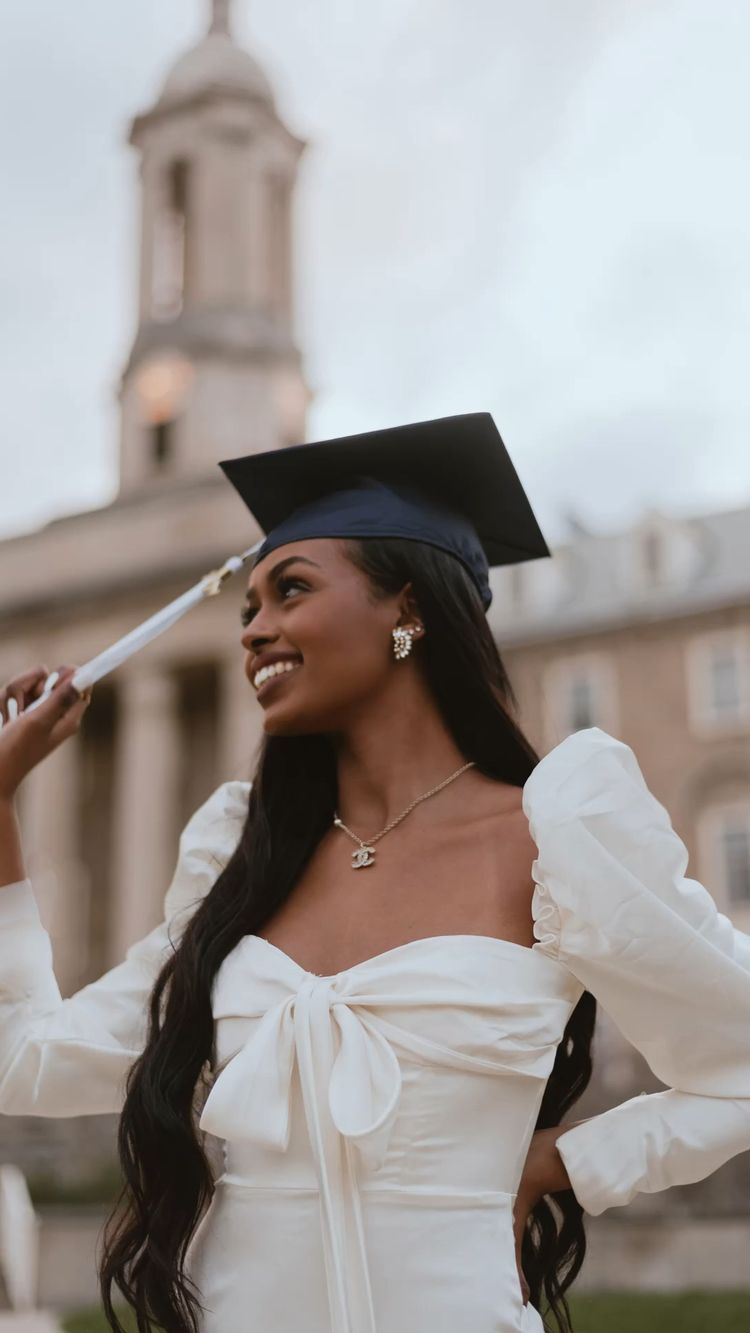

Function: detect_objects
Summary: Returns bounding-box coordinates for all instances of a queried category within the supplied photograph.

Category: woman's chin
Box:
[260,696,336,738]
[259,696,311,734]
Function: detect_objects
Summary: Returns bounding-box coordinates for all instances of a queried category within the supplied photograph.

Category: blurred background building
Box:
[0,0,748,1312]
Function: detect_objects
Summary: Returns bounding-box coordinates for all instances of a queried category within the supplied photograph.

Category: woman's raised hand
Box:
[0,665,92,801]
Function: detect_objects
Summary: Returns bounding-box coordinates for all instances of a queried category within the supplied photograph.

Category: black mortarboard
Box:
[218,412,550,612]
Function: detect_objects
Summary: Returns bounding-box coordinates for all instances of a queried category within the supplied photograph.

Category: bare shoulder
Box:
[463,775,538,873]
[432,771,537,873]
[471,783,539,941]
[505,800,539,873]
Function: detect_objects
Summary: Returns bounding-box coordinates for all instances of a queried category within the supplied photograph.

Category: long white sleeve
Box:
[0,779,250,1118]
[522,727,750,1216]
[553,923,750,1215]
[552,1086,750,1216]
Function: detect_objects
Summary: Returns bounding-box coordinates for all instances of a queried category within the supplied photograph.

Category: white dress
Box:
[1,726,750,1333]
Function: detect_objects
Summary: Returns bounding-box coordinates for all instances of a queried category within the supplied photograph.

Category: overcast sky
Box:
[1,0,748,547]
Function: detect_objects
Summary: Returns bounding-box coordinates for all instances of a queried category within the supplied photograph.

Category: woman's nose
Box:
[242,621,279,651]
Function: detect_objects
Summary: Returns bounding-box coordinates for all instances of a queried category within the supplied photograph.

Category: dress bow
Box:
[199,972,404,1333]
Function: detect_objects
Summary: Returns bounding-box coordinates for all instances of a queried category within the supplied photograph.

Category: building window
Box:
[152,159,190,320]
[722,817,750,904]
[711,646,743,717]
[698,798,750,919]
[151,418,175,467]
[542,651,620,745]
[685,629,750,735]
[569,673,596,731]
[642,528,663,586]
[617,512,707,596]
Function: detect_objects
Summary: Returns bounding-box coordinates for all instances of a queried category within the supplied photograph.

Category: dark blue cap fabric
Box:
[218,412,550,612]
[248,475,493,607]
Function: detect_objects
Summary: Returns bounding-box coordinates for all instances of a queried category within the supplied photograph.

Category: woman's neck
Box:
[332,675,474,833]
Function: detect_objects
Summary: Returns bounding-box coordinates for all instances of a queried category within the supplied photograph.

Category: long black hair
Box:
[100,535,596,1332]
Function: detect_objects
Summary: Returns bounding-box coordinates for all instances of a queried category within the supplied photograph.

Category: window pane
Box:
[723,822,750,904]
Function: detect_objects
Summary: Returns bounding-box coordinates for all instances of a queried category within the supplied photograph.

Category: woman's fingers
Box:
[0,666,87,733]
[0,666,92,799]
[36,668,83,715]
[0,666,50,724]
[44,668,91,726]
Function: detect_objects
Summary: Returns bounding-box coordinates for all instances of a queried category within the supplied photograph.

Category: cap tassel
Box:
[22,540,263,714]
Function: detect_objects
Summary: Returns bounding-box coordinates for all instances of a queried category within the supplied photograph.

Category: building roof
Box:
[156,28,275,109]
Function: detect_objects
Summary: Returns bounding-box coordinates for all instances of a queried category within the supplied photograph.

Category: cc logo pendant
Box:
[352,846,376,868]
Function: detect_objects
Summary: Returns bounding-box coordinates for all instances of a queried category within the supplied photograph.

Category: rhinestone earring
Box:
[392,624,422,659]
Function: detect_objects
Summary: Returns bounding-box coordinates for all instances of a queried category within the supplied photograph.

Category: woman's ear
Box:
[397,583,424,636]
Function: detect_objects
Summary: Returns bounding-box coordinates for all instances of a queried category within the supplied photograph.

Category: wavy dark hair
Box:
[100,535,596,1333]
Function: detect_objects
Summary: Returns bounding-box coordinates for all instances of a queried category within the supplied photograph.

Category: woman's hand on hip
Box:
[513,1121,588,1305]
[0,665,92,801]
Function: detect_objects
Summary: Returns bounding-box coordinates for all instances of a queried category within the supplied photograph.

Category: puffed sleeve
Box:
[0,779,250,1118]
[521,726,750,1215]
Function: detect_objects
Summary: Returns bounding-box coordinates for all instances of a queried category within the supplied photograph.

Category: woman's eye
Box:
[240,578,306,626]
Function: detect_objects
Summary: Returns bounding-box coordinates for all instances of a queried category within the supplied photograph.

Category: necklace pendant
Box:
[352,845,376,868]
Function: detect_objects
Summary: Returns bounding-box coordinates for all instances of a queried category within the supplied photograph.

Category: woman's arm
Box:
[0,797,26,887]
[0,875,176,1117]
[521,727,750,1216]
[0,780,248,1118]
[553,1089,750,1215]
[524,930,750,1215]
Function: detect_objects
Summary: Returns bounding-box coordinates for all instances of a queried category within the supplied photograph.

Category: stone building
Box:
[0,0,749,1281]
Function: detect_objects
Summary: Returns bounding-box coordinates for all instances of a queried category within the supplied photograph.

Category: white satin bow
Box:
[200,974,404,1333]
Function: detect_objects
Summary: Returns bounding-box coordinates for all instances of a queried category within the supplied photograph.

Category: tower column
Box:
[109,664,182,961]
[21,735,89,993]
[218,655,263,782]
[210,0,233,36]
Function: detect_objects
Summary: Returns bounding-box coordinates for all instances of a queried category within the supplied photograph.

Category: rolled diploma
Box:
[21,541,262,715]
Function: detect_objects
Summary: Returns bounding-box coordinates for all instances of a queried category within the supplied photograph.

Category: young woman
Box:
[1,416,749,1333]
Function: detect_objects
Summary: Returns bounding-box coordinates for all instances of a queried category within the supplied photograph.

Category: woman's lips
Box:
[256,663,302,702]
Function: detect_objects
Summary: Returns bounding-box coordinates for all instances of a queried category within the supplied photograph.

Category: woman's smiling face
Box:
[240,537,420,737]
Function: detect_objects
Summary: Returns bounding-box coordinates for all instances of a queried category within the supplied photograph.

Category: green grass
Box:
[62,1291,750,1332]
[27,1159,123,1207]
[566,1291,750,1333]
[62,1309,138,1333]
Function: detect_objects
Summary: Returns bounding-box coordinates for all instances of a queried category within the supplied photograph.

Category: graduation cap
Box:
[218,412,550,612]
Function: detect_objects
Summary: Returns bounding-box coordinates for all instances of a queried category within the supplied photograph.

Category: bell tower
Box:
[119,0,310,495]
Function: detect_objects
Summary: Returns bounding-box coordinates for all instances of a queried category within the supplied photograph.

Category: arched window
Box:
[152,159,190,319]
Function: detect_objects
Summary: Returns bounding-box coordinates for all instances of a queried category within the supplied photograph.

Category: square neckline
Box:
[249,927,557,982]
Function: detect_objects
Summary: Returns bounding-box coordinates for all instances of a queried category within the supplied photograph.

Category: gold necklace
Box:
[333,761,477,869]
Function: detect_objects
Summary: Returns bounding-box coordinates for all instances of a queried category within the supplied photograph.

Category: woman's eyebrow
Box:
[244,555,321,603]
